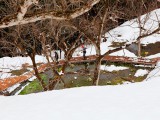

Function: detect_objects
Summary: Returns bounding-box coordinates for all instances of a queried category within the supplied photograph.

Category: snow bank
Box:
[1,78,160,120]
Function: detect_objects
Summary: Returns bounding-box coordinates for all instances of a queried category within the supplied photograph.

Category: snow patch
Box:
[7,83,20,93]
[0,73,12,79]
[146,53,160,59]
[109,49,137,57]
[134,69,149,77]
[100,65,128,72]
[0,55,47,79]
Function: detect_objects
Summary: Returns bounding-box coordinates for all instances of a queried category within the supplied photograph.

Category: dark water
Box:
[45,64,132,89]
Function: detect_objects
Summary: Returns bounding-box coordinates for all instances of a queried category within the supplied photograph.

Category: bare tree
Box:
[135,0,158,56]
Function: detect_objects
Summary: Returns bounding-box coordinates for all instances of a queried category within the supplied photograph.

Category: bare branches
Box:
[17,0,38,21]
[0,0,101,29]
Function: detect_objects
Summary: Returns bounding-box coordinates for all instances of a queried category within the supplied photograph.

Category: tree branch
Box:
[0,0,100,29]
[137,27,160,40]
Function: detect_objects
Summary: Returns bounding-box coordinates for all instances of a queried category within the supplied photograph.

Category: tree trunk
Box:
[138,40,141,57]
[93,56,102,85]
[30,54,47,91]
[94,43,101,55]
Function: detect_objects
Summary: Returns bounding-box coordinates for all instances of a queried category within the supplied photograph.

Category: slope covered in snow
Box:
[74,8,160,57]
[106,8,160,45]
[0,69,160,120]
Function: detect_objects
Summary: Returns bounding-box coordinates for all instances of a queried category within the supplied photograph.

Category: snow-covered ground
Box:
[0,55,47,79]
[109,49,137,57]
[74,8,160,57]
[0,63,160,120]
[0,55,47,71]
[106,8,160,45]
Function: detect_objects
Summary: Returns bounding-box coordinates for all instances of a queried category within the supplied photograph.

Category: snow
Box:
[74,9,160,57]
[109,49,137,57]
[145,62,160,81]
[0,55,47,79]
[59,70,64,75]
[106,8,160,45]
[74,46,136,58]
[100,65,128,72]
[73,9,160,57]
[28,76,37,82]
[73,44,113,57]
[134,69,149,77]
[146,53,160,59]
[14,83,29,95]
[73,8,160,58]
[0,55,46,71]
[6,83,20,93]
[0,75,160,120]
[141,34,160,45]
[0,73,12,79]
